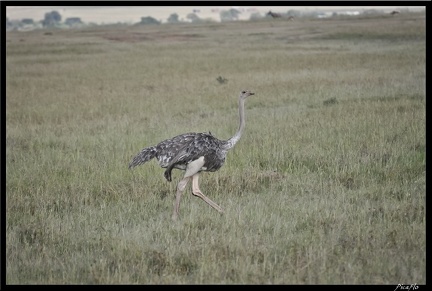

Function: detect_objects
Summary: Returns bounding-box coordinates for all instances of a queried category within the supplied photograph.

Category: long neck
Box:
[223,97,245,150]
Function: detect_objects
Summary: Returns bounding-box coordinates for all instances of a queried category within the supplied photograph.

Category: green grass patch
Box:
[6,12,425,284]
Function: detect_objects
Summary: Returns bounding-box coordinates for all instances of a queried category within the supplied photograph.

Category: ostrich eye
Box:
[242,91,246,94]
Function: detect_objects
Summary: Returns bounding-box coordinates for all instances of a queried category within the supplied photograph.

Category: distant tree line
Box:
[7,8,406,31]
[6,10,84,30]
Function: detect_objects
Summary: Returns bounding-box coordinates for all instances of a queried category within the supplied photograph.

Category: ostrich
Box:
[129,90,255,220]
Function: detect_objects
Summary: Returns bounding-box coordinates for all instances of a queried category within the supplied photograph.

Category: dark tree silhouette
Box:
[138,16,160,25]
[42,11,61,27]
[167,13,180,23]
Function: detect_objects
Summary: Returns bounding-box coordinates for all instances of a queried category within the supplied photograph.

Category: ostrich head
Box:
[240,90,255,99]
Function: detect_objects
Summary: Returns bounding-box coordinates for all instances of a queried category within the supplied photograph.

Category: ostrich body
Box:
[129,90,255,220]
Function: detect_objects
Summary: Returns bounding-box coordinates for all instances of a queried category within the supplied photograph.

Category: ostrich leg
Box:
[191,173,224,213]
[172,177,191,220]
[172,157,206,220]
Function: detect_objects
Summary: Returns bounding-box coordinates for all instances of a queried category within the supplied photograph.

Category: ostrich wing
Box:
[163,133,221,181]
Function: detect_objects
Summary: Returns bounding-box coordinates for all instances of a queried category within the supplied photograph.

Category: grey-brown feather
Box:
[129,132,228,181]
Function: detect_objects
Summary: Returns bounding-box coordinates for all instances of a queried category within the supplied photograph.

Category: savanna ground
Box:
[6,12,425,284]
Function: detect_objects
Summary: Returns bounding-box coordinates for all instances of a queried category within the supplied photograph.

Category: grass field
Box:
[6,12,426,284]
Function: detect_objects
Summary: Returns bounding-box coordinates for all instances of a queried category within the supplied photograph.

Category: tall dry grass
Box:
[6,12,425,284]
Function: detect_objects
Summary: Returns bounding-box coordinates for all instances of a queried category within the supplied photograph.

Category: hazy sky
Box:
[6,6,423,23]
